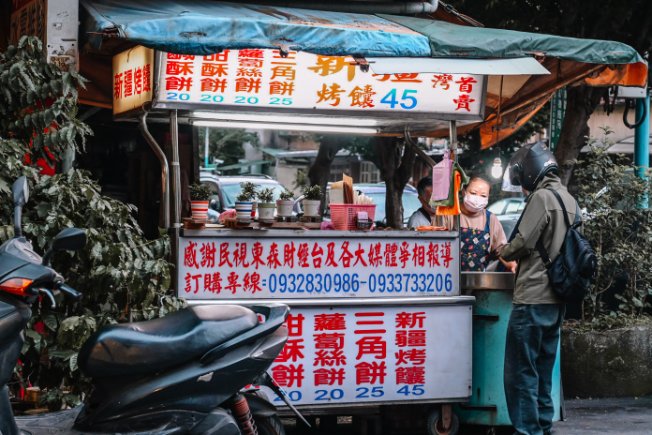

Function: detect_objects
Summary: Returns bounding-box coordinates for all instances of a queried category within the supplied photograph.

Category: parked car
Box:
[488,196,526,239]
[200,173,288,213]
[324,182,421,226]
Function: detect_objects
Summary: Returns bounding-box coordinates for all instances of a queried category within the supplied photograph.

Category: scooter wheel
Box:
[426,409,459,435]
[255,415,286,435]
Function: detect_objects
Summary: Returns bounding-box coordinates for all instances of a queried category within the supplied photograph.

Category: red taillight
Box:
[0,278,34,296]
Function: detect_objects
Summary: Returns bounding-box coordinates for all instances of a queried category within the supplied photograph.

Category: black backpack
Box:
[535,189,598,303]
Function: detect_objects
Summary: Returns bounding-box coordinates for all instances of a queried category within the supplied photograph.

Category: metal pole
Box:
[635,91,650,208]
[170,110,182,226]
[204,126,210,168]
[139,111,170,229]
[449,120,457,152]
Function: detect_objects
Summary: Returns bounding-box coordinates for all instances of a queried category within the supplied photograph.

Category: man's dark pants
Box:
[504,304,564,435]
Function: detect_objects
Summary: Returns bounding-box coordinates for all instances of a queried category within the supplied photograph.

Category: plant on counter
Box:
[236,181,257,202]
[301,184,322,217]
[234,181,257,223]
[276,189,295,218]
[189,183,212,201]
[257,187,276,223]
[279,189,294,201]
[189,183,212,221]
[0,36,184,411]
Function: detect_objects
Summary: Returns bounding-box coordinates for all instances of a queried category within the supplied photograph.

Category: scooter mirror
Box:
[51,228,87,252]
[12,176,29,207]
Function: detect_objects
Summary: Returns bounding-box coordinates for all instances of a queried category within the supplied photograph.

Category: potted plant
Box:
[189,183,212,221]
[302,185,322,218]
[235,181,257,223]
[276,189,295,218]
[257,187,276,223]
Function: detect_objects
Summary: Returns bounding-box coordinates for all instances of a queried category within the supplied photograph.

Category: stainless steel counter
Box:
[461,272,514,291]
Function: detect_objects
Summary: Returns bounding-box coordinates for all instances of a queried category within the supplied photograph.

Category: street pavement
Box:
[285,396,652,434]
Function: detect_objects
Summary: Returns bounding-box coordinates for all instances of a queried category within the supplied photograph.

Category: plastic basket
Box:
[330,204,376,230]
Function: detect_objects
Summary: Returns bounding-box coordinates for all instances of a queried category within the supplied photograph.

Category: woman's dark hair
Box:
[466,173,492,189]
[416,176,432,197]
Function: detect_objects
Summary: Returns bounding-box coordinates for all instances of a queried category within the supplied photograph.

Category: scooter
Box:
[0,176,304,435]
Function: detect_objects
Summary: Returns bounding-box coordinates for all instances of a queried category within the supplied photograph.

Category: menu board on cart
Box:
[154,49,485,118]
[260,303,472,406]
[178,234,460,299]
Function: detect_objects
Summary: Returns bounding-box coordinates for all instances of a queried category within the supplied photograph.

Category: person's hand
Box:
[500,258,517,273]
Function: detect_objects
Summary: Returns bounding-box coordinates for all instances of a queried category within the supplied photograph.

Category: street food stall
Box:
[85,1,647,433]
[148,47,483,432]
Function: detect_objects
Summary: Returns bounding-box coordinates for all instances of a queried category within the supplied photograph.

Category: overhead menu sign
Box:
[154,49,485,118]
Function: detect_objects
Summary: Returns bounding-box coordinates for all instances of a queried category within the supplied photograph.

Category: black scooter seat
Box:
[78,305,258,377]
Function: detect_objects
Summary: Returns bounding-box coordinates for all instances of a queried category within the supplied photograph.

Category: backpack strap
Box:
[535,188,579,268]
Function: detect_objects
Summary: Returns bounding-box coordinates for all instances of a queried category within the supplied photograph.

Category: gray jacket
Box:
[499,174,580,304]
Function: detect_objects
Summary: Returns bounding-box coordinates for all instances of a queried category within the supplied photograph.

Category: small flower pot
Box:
[258,202,276,223]
[191,200,209,221]
[302,199,321,218]
[235,201,254,223]
[276,199,294,218]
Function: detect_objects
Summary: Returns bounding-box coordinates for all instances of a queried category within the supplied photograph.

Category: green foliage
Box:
[0,37,92,165]
[574,129,652,320]
[257,187,275,203]
[237,181,257,202]
[0,37,183,410]
[279,189,294,201]
[189,182,211,200]
[303,184,322,200]
[197,127,259,174]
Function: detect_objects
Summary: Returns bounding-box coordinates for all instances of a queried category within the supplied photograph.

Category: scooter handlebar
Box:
[57,283,83,300]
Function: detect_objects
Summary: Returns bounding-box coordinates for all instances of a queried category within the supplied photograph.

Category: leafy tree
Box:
[452,0,652,183]
[0,37,183,410]
[573,129,652,322]
[197,127,258,173]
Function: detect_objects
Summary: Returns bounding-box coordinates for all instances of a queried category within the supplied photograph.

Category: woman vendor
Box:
[436,175,516,272]
[455,175,516,272]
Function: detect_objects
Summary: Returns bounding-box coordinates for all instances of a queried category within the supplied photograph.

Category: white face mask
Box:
[464,193,488,212]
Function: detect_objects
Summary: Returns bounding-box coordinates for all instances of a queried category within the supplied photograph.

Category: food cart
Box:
[136,47,484,434]
[97,2,648,433]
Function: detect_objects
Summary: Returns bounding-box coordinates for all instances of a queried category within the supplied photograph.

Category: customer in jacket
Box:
[498,142,580,435]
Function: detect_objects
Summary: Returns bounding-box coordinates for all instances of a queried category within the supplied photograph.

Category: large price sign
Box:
[155,49,484,117]
[177,233,460,300]
[260,302,472,406]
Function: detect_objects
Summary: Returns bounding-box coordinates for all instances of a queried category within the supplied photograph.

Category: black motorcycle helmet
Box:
[508,142,558,191]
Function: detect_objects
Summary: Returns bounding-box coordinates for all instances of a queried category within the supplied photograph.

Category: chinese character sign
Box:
[113,46,154,115]
[177,236,460,299]
[262,304,472,406]
[156,50,484,117]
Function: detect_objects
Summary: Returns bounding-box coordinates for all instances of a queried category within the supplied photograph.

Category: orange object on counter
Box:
[436,171,462,216]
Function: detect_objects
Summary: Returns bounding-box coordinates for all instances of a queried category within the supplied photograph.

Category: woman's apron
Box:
[460,210,492,272]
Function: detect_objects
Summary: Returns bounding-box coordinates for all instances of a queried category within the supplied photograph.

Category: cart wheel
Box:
[426,409,459,435]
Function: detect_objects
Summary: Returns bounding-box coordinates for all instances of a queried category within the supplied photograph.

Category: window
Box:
[360,161,380,183]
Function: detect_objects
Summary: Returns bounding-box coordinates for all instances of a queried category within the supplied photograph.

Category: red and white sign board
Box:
[178,235,460,299]
[261,303,472,406]
[155,50,484,117]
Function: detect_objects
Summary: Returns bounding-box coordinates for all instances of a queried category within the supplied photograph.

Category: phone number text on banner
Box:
[178,237,460,299]
[260,304,472,406]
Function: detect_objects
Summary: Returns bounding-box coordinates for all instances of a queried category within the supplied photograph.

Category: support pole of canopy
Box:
[139,110,170,229]
[635,91,650,208]
[170,110,182,226]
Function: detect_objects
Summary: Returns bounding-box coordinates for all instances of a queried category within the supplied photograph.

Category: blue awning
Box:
[80,0,432,57]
